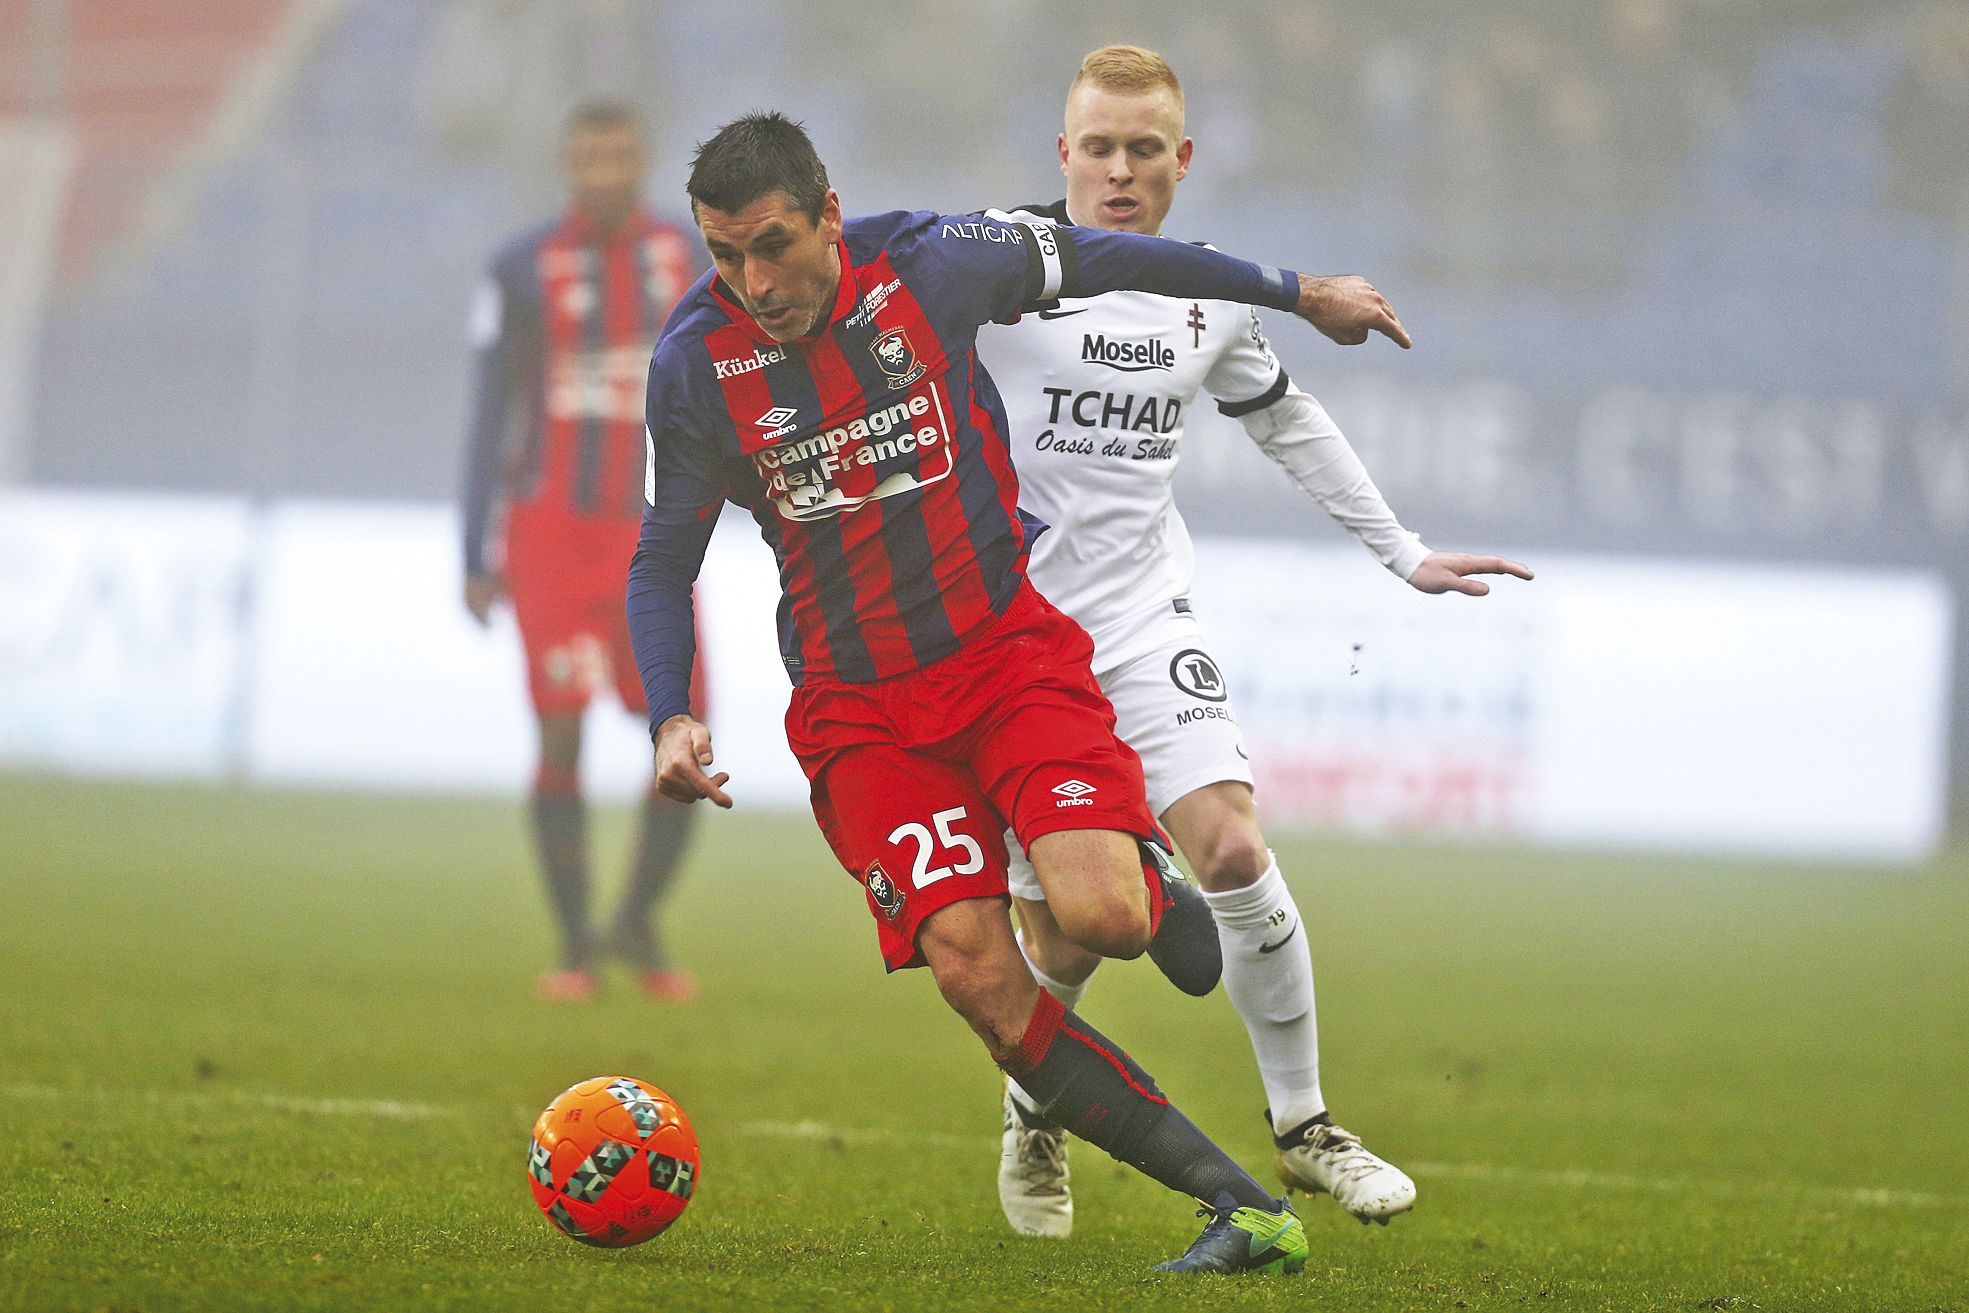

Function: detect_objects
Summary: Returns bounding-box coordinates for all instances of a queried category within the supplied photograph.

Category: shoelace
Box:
[1187,1200,1244,1225]
[1013,1127,1068,1192]
[1306,1125,1385,1184]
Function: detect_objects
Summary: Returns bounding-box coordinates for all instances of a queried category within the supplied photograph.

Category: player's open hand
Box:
[1295,274,1411,349]
[1407,552,1535,596]
[463,572,505,626]
[654,714,733,808]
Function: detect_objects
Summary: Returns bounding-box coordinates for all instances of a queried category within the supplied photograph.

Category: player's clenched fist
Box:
[653,714,732,808]
[1295,274,1411,349]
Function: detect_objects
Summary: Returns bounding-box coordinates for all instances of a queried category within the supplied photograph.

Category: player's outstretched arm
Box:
[1028,222,1411,349]
[653,714,732,808]
[1406,553,1535,597]
[1294,274,1411,349]
[631,344,726,756]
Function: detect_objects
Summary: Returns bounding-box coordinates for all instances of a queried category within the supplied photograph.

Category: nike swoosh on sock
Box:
[1257,921,1299,954]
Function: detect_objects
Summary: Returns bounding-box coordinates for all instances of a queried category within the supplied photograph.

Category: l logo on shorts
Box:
[1169,648,1228,703]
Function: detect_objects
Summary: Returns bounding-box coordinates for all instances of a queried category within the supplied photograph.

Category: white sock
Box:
[1016,929,1095,1010]
[1201,857,1326,1134]
[1009,931,1097,1118]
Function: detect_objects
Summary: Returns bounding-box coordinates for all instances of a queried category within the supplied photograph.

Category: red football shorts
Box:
[784,582,1156,971]
[503,505,704,719]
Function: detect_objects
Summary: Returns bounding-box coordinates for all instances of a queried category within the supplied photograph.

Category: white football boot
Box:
[1273,1115,1417,1224]
[999,1084,1072,1237]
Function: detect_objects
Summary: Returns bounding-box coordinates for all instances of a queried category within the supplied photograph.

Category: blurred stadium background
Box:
[1,0,1961,856]
[3,3,1967,1309]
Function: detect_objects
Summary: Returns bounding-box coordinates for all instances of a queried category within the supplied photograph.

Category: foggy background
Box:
[2,0,1962,848]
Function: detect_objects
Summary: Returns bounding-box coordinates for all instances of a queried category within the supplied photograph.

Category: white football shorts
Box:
[1007,606,1252,902]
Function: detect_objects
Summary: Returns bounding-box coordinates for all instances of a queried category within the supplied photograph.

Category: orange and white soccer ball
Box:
[527,1076,699,1247]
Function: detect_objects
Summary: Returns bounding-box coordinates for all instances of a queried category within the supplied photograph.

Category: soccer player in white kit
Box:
[975,46,1533,1237]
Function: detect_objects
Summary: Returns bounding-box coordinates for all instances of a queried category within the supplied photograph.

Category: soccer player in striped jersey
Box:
[975,47,1533,1237]
[629,111,1409,1274]
[460,101,705,1002]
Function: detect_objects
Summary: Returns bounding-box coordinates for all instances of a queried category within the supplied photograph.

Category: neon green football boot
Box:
[1154,1194,1308,1274]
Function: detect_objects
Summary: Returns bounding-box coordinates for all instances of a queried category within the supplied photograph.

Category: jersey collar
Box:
[708,238,857,346]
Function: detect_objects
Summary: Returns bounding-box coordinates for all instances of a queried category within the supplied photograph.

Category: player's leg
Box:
[607,580,700,998]
[1010,895,1101,1003]
[997,858,1098,1236]
[1162,780,1323,1127]
[961,589,1220,995]
[1131,631,1416,1222]
[530,711,596,996]
[1000,842,1149,1244]
[790,715,1298,1272]
[1024,828,1151,958]
[916,896,1304,1274]
[993,831,1220,1232]
[1005,839,1102,1000]
[506,518,603,998]
[607,791,697,993]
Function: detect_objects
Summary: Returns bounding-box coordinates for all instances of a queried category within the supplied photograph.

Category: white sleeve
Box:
[1233,378,1432,582]
[1202,303,1289,413]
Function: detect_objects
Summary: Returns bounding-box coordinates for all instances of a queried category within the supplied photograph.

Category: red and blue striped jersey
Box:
[629,209,1300,729]
[460,207,696,573]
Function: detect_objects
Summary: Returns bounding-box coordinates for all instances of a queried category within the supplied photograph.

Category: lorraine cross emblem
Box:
[1187,303,1205,348]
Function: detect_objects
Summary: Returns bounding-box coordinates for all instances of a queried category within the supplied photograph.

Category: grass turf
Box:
[0,772,1964,1312]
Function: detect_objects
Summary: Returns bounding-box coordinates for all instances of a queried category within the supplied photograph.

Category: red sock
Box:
[994,988,1271,1209]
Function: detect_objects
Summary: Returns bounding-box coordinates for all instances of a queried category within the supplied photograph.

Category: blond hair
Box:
[1069,45,1185,116]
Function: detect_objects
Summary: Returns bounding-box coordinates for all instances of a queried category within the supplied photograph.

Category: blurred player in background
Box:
[630,111,1412,1274]
[460,100,704,1002]
[976,47,1532,1236]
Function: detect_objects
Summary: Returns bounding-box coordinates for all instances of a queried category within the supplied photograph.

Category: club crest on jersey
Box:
[870,328,926,388]
[865,860,905,918]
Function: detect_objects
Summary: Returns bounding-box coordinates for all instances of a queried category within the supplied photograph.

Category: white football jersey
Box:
[977,202,1427,668]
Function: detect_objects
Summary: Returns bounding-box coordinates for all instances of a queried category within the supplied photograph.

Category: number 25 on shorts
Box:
[887,806,985,889]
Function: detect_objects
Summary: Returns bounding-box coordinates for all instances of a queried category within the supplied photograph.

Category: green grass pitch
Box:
[1,772,1964,1311]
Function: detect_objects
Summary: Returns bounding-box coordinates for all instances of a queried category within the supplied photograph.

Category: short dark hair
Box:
[687,111,830,223]
[565,98,644,140]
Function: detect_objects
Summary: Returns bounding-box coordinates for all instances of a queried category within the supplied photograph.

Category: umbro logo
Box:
[1051,779,1097,808]
[756,406,799,429]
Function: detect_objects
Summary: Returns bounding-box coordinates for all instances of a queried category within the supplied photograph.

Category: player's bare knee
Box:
[1190,820,1270,893]
[1054,888,1151,960]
